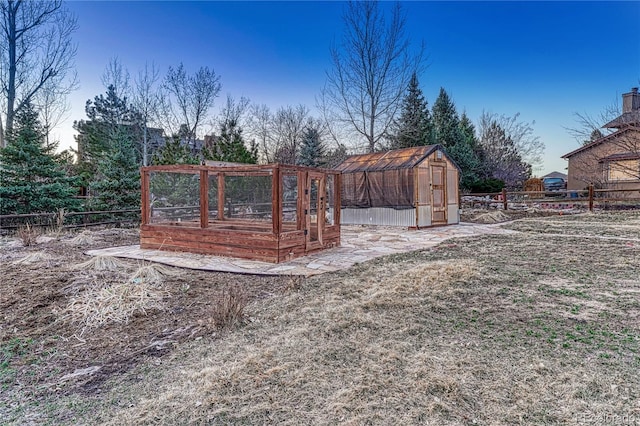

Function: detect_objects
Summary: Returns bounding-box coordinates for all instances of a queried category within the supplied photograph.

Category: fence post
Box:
[502,188,508,211]
[588,184,594,212]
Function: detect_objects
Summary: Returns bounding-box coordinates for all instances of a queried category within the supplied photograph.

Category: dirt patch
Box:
[461,207,566,223]
[0,226,290,416]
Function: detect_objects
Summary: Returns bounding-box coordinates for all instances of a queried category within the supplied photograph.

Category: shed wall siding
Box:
[417,205,432,227]
[448,205,460,225]
[341,207,416,227]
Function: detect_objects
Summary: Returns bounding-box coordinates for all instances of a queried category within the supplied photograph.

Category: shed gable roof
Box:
[336,145,447,173]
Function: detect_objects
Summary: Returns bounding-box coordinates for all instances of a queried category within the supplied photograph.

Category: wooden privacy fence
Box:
[461,185,640,212]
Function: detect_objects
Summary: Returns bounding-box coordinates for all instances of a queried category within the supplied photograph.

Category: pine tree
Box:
[298,127,325,167]
[151,136,200,165]
[388,73,432,149]
[203,119,257,164]
[451,113,483,190]
[0,102,81,215]
[431,87,460,148]
[73,85,143,189]
[91,127,141,212]
[478,120,530,190]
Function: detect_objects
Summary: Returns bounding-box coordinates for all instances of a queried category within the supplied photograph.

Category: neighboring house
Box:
[542,171,567,181]
[562,88,640,192]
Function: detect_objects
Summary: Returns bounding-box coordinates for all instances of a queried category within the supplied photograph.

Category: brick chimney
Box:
[623,87,640,113]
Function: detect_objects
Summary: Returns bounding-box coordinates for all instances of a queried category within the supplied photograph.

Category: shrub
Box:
[211,285,248,329]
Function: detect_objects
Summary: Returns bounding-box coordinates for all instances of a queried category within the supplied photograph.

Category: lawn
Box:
[2,211,639,425]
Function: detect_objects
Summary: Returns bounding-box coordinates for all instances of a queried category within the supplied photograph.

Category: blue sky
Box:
[61,1,640,175]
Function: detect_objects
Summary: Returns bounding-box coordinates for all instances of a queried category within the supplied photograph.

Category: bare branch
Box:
[323,1,423,152]
[0,0,78,146]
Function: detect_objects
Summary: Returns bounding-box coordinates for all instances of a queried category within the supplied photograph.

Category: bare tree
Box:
[0,0,78,147]
[565,99,620,146]
[246,103,272,163]
[270,104,309,164]
[162,63,221,146]
[478,114,531,189]
[132,62,161,166]
[101,57,130,100]
[322,1,422,153]
[216,94,250,130]
[33,71,78,149]
[480,111,544,168]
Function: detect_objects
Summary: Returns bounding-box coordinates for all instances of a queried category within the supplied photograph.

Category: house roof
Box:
[561,126,640,159]
[542,171,567,180]
[598,152,640,163]
[603,111,640,129]
[335,145,457,173]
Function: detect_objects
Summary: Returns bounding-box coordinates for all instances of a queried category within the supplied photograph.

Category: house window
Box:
[607,160,640,181]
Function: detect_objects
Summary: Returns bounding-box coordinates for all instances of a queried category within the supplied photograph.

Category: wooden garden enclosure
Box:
[337,145,460,228]
[140,164,341,263]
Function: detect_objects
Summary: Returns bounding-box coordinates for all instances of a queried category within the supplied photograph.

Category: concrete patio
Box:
[87,223,513,276]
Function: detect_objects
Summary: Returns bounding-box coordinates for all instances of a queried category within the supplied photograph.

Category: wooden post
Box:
[272,165,281,235]
[502,188,508,211]
[218,173,225,220]
[334,172,341,227]
[200,169,208,228]
[588,184,594,212]
[140,169,150,225]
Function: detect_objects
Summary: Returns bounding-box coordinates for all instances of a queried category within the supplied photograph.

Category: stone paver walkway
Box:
[87,223,513,276]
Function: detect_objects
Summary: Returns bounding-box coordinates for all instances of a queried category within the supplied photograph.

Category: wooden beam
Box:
[140,169,150,225]
[272,164,281,235]
[334,172,341,227]
[297,170,304,231]
[200,169,208,228]
[218,173,225,221]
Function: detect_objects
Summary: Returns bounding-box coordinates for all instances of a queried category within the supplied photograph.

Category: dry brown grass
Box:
[130,263,181,285]
[88,211,640,425]
[66,231,96,246]
[16,223,39,246]
[64,277,168,328]
[71,255,127,272]
[472,210,510,223]
[210,284,249,329]
[11,251,52,265]
[6,211,640,425]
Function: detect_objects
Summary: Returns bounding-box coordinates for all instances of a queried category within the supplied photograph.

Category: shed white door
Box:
[431,164,447,225]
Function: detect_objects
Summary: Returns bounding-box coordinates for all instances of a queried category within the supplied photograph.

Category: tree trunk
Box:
[3,1,18,147]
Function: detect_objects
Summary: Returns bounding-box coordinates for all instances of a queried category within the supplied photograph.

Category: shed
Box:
[336,145,460,228]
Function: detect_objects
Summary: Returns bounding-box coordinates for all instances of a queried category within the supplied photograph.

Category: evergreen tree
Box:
[478,120,530,190]
[91,127,141,212]
[324,144,350,169]
[0,102,81,215]
[151,136,200,165]
[203,119,257,164]
[73,85,143,189]
[431,87,460,148]
[388,73,432,149]
[298,127,325,167]
[450,113,483,190]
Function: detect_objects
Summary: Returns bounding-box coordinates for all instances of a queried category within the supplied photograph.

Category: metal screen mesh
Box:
[341,169,415,210]
[149,172,200,225]
[223,175,273,221]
